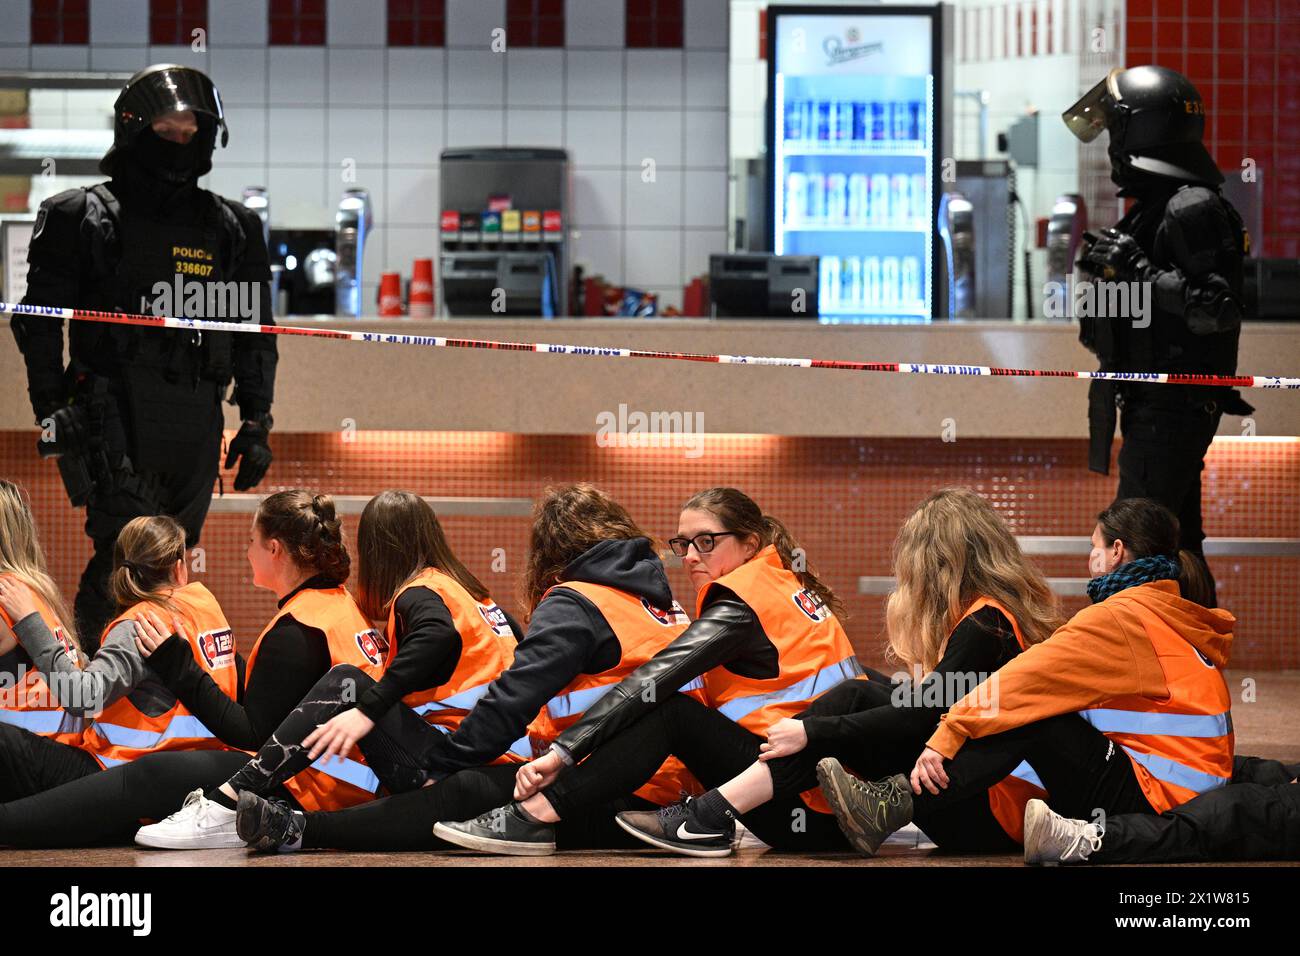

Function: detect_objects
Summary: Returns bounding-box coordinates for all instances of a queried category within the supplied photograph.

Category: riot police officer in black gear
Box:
[11,64,277,647]
[1064,65,1252,607]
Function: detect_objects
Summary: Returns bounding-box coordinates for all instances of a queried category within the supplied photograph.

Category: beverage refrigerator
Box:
[766,5,949,323]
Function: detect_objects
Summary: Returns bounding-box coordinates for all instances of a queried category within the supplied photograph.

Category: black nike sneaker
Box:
[236,789,305,853]
[615,798,736,857]
[816,758,913,857]
[433,802,556,856]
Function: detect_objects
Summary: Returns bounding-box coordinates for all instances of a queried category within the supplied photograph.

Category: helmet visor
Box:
[1062,69,1121,143]
[120,66,225,128]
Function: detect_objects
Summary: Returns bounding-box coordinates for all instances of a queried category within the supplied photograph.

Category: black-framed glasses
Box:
[668,531,741,557]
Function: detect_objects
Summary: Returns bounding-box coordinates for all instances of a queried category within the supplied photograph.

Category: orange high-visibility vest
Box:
[528,581,704,806]
[82,582,239,768]
[698,546,863,814]
[958,596,1051,844]
[390,568,531,764]
[246,585,389,813]
[1078,597,1234,813]
[0,592,87,746]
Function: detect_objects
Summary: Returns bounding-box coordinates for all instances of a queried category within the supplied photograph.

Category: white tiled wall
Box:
[7,0,731,312]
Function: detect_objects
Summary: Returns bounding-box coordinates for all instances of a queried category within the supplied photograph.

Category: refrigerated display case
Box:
[767,5,945,323]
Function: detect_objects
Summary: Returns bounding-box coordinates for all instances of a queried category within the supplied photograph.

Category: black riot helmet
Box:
[1063,65,1223,189]
[99,64,228,180]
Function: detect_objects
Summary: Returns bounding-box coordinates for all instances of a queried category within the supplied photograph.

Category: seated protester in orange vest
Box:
[0,511,236,800]
[1023,755,1299,865]
[612,488,1065,857]
[817,497,1237,858]
[0,490,371,848]
[135,489,524,848]
[232,482,698,854]
[0,479,91,797]
[433,486,868,857]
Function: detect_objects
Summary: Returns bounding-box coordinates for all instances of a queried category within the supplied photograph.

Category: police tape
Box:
[3,301,1299,391]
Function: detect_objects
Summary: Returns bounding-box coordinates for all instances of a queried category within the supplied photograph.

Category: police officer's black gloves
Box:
[224,414,274,491]
[34,402,88,460]
[1078,228,1151,282]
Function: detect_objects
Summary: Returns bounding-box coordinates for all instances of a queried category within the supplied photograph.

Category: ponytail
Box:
[1176,549,1216,609]
[256,490,351,585]
[110,516,186,617]
[762,513,844,618]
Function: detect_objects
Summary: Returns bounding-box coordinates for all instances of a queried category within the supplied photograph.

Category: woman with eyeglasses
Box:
[434,486,867,856]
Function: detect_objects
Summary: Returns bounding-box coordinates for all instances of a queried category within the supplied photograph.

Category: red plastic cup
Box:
[409,258,435,318]
[378,272,403,316]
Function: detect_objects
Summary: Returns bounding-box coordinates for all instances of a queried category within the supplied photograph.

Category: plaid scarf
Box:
[1086,554,1181,604]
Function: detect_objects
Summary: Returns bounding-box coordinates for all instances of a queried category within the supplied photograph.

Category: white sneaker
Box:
[134,789,243,849]
[1023,798,1103,865]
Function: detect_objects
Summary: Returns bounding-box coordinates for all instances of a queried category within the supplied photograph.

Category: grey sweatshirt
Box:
[13,612,174,718]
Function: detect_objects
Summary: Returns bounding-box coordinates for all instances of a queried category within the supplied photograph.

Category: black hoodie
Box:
[422,537,675,779]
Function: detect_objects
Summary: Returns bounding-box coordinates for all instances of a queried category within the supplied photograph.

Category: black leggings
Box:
[0,721,101,802]
[759,678,1019,853]
[224,664,449,799]
[301,763,655,852]
[542,692,851,851]
[0,749,254,847]
[913,713,1159,829]
[1094,756,1300,863]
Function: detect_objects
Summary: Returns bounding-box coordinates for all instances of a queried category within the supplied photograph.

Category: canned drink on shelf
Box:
[785,99,805,141]
[848,172,869,225]
[820,255,841,307]
[806,171,826,223]
[826,172,848,223]
[852,101,869,141]
[864,256,881,306]
[901,256,921,305]
[869,173,890,224]
[891,102,911,141]
[787,172,807,226]
[909,101,924,142]
[911,174,928,223]
[834,100,854,142]
[890,174,910,228]
[816,101,833,141]
[882,256,900,305]
[842,255,862,307]
[870,101,887,141]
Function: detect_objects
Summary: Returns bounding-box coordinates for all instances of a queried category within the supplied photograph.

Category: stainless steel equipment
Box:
[937,191,975,319]
[334,188,372,318]
[1044,192,1088,320]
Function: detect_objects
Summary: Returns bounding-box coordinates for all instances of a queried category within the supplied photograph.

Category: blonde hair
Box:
[110,515,187,618]
[0,479,80,650]
[885,488,1061,675]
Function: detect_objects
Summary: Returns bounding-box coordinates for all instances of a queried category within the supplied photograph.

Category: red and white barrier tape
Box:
[3,301,1298,390]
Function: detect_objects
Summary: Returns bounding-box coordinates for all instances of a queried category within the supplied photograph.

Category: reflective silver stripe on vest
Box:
[1120,745,1231,795]
[92,714,218,751]
[411,680,494,716]
[1008,760,1045,790]
[0,708,86,735]
[717,656,864,724]
[1079,707,1232,738]
[307,754,381,794]
[546,672,709,722]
